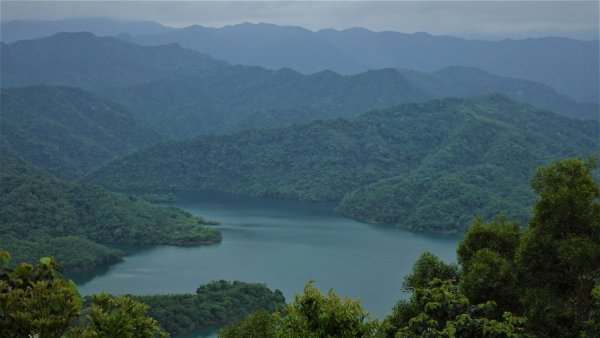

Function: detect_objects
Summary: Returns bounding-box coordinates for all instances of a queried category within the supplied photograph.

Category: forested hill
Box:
[1,33,596,140]
[0,155,221,271]
[86,95,599,233]
[0,31,225,90]
[0,85,165,180]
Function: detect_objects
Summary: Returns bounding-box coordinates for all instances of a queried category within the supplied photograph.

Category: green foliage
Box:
[581,285,600,337]
[393,279,529,338]
[88,95,598,233]
[218,310,279,338]
[1,252,167,337]
[0,236,123,272]
[460,249,520,316]
[0,85,165,180]
[387,157,600,337]
[135,280,285,336]
[220,281,381,338]
[516,157,600,337]
[457,218,521,314]
[401,252,459,293]
[0,155,221,271]
[139,193,178,203]
[0,252,82,337]
[71,293,167,338]
[457,217,521,268]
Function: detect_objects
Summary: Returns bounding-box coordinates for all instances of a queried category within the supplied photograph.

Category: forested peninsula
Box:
[0,155,221,271]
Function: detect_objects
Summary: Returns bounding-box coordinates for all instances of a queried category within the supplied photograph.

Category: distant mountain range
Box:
[2,19,597,104]
[0,17,172,42]
[86,95,599,233]
[127,23,600,104]
[2,32,597,141]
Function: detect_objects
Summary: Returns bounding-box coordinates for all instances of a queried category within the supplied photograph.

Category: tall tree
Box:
[457,217,521,314]
[516,157,600,336]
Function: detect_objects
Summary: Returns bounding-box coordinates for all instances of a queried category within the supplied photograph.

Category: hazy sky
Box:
[2,1,599,40]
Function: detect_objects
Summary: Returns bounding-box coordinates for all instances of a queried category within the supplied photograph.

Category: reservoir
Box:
[72,192,460,335]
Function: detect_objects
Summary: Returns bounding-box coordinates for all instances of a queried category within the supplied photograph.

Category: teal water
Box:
[71,192,460,337]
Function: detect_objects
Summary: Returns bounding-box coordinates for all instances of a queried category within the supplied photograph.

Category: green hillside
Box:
[0,155,221,271]
[87,95,599,233]
[107,66,599,137]
[0,85,165,180]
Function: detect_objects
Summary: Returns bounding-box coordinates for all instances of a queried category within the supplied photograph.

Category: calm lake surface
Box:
[71,192,460,337]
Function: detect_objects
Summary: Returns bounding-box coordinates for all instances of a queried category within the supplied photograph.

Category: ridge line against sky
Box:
[1,1,599,41]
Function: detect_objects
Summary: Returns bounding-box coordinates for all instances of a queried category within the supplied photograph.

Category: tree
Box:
[0,251,82,338]
[218,310,278,338]
[71,293,167,338]
[394,279,529,338]
[457,217,521,268]
[384,252,459,336]
[516,157,600,337]
[220,281,381,337]
[0,251,167,338]
[401,252,459,293]
[457,218,521,314]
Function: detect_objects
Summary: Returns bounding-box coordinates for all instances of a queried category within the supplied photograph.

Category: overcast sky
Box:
[1,1,598,40]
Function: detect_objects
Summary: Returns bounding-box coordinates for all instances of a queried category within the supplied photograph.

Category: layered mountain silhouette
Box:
[2,32,596,140]
[128,22,599,104]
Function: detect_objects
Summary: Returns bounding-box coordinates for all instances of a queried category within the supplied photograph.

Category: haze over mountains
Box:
[0,19,598,236]
[130,22,600,103]
[1,10,599,337]
[1,32,597,141]
[3,18,597,104]
[0,17,172,42]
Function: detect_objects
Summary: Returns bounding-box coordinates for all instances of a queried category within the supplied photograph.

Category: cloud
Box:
[1,1,598,40]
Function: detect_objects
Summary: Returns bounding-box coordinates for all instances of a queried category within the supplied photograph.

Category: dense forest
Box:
[1,33,596,139]
[87,95,598,233]
[0,85,165,179]
[135,280,285,335]
[0,155,221,271]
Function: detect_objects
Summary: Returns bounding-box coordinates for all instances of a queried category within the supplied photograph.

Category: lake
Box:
[71,191,460,337]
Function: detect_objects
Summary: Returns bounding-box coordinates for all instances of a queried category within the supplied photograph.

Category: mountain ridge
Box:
[2,32,596,142]
[0,85,166,180]
[85,94,599,233]
[129,22,599,103]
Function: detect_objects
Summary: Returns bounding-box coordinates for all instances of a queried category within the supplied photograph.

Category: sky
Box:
[1,1,599,40]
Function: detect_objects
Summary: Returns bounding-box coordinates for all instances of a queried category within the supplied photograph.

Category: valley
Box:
[1,8,598,337]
